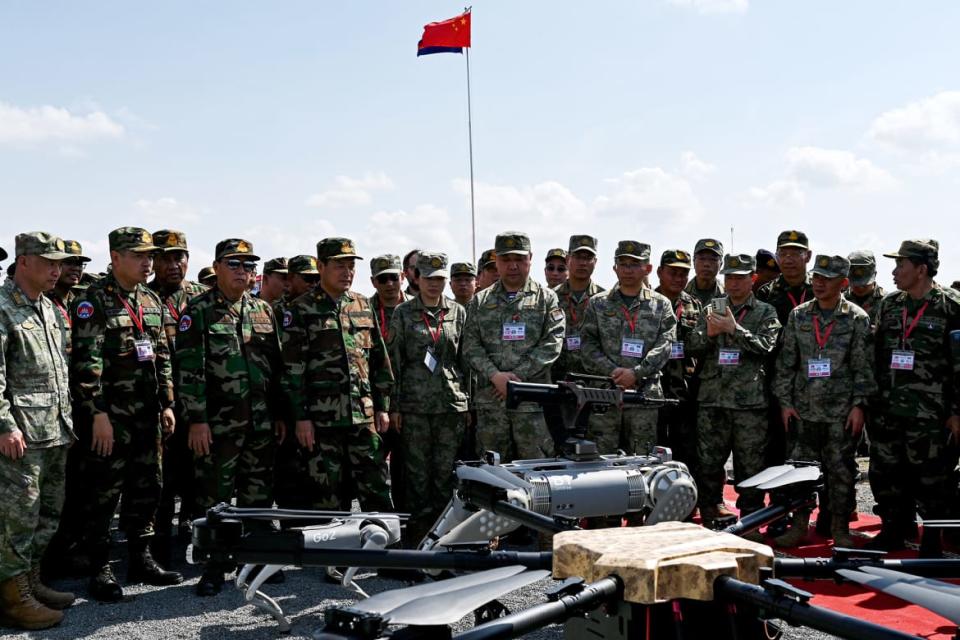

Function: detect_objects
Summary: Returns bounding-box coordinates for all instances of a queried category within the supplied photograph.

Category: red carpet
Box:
[719,485,960,639]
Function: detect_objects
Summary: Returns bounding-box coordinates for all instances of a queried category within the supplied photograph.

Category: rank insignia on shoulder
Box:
[178,315,192,332]
[76,301,95,319]
[283,310,293,328]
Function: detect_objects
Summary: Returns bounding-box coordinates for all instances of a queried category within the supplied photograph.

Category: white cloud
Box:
[0,102,124,145]
[241,220,338,259]
[868,90,960,151]
[744,179,805,209]
[364,204,462,261]
[305,172,394,208]
[680,151,716,179]
[595,167,703,221]
[786,146,898,191]
[135,197,207,224]
[667,0,748,15]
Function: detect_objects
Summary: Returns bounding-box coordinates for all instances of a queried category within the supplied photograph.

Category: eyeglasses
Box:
[376,274,400,284]
[225,259,257,272]
[545,265,567,273]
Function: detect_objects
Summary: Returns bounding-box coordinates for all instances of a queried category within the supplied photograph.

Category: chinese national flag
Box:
[417,10,471,56]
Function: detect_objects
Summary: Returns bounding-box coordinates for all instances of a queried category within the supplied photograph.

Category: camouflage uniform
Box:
[387,252,468,545]
[687,254,781,513]
[773,257,877,518]
[684,238,725,308]
[0,234,73,584]
[579,243,677,455]
[871,240,960,529]
[175,239,283,519]
[846,286,885,324]
[462,233,563,462]
[845,250,885,326]
[281,238,395,511]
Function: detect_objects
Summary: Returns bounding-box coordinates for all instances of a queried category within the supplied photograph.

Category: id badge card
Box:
[502,322,526,341]
[807,358,831,378]
[621,338,644,358]
[135,338,155,362]
[670,341,685,360]
[424,347,439,374]
[891,349,915,371]
[565,334,581,351]
[718,348,741,366]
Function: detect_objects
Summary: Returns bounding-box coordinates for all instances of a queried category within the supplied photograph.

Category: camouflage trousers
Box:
[400,412,466,546]
[696,407,767,512]
[304,424,393,512]
[786,419,856,515]
[475,408,552,462]
[587,407,659,456]
[79,415,162,548]
[194,423,277,513]
[156,410,196,536]
[658,400,699,474]
[0,445,68,581]
[868,413,955,521]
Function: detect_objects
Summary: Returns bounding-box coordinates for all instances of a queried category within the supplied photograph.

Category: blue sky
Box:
[2,1,959,292]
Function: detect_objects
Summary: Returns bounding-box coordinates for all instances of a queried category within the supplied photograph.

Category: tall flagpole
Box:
[465,23,476,264]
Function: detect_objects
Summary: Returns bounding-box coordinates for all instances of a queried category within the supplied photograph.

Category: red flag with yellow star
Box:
[417,10,471,56]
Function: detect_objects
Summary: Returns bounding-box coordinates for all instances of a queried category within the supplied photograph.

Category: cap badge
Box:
[430,257,442,268]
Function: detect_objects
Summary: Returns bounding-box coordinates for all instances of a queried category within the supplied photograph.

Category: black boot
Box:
[196,566,225,597]
[150,535,173,569]
[814,509,832,537]
[918,527,943,559]
[127,542,183,586]
[88,556,123,603]
[864,518,905,551]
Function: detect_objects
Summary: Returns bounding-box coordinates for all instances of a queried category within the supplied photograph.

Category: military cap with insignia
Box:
[370,254,402,277]
[568,235,598,255]
[263,257,289,274]
[615,240,651,261]
[15,232,72,260]
[450,262,477,277]
[288,254,319,275]
[152,229,189,252]
[694,238,724,256]
[215,238,259,261]
[545,248,567,261]
[317,237,363,261]
[478,249,497,271]
[494,231,531,256]
[659,249,692,269]
[62,239,91,262]
[720,253,756,275]
[756,249,779,271]
[847,250,876,286]
[883,239,939,260]
[810,254,850,279]
[417,251,449,278]
[776,230,810,249]
[109,226,160,253]
[197,266,216,286]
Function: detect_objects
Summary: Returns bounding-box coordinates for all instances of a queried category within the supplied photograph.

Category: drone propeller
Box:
[736,465,796,489]
[836,569,960,625]
[858,566,960,597]
[755,465,821,491]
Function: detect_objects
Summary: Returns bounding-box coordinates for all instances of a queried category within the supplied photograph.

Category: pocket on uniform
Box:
[208,323,240,356]
[0,457,33,491]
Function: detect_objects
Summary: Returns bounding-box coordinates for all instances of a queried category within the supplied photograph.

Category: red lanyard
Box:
[787,289,807,309]
[735,307,749,324]
[622,306,637,333]
[421,310,446,345]
[674,300,683,323]
[378,304,389,341]
[116,294,144,334]
[901,302,929,347]
[53,298,70,327]
[165,300,181,322]
[813,315,835,351]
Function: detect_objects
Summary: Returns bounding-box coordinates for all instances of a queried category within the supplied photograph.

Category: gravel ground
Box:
[1,458,951,640]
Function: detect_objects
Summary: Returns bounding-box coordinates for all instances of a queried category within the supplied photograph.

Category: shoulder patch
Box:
[283,310,293,328]
[178,315,192,332]
[550,308,564,322]
[76,301,94,319]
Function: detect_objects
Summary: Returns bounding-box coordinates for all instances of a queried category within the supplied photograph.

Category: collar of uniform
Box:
[103,273,140,297]
[410,293,452,313]
[731,293,757,310]
[492,278,536,302]
[372,291,406,310]
[607,283,650,305]
[775,274,812,292]
[3,280,41,307]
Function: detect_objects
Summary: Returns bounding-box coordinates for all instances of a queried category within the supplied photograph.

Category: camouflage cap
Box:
[197,266,216,285]
[615,240,651,262]
[495,231,531,256]
[545,248,567,261]
[756,249,779,271]
[317,237,363,261]
[215,238,260,261]
[288,254,319,275]
[263,257,288,274]
[109,227,159,253]
[417,251,449,279]
[478,248,497,270]
[810,254,850,279]
[776,229,810,249]
[370,254,402,277]
[659,249,692,269]
[883,239,939,260]
[847,250,876,286]
[450,261,477,277]
[720,253,756,275]
[62,239,91,262]
[694,238,724,256]
[15,232,72,260]
[152,229,189,252]
[568,235,598,255]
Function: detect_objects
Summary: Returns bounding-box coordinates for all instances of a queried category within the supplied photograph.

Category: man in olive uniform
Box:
[845,250,885,324]
[0,233,74,629]
[258,257,289,306]
[687,254,781,525]
[387,252,469,545]
[70,227,182,602]
[773,255,877,548]
[461,232,564,462]
[282,238,395,511]
[543,248,568,288]
[684,238,725,307]
[580,241,676,455]
[177,239,285,594]
[753,249,780,293]
[198,266,216,287]
[46,240,90,335]
[654,249,702,467]
[476,249,498,291]
[449,262,477,306]
[869,239,960,557]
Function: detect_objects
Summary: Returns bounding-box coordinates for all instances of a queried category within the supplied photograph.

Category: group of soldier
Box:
[0,224,958,631]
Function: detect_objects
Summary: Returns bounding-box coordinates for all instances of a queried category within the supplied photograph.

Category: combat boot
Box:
[830,514,857,548]
[88,561,123,603]
[864,519,905,552]
[27,566,74,610]
[774,511,810,548]
[814,509,832,537]
[699,504,736,526]
[127,543,183,586]
[0,573,64,630]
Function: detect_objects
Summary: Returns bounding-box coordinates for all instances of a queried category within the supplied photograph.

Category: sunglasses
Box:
[545,265,567,273]
[225,259,257,272]
[376,274,400,284]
